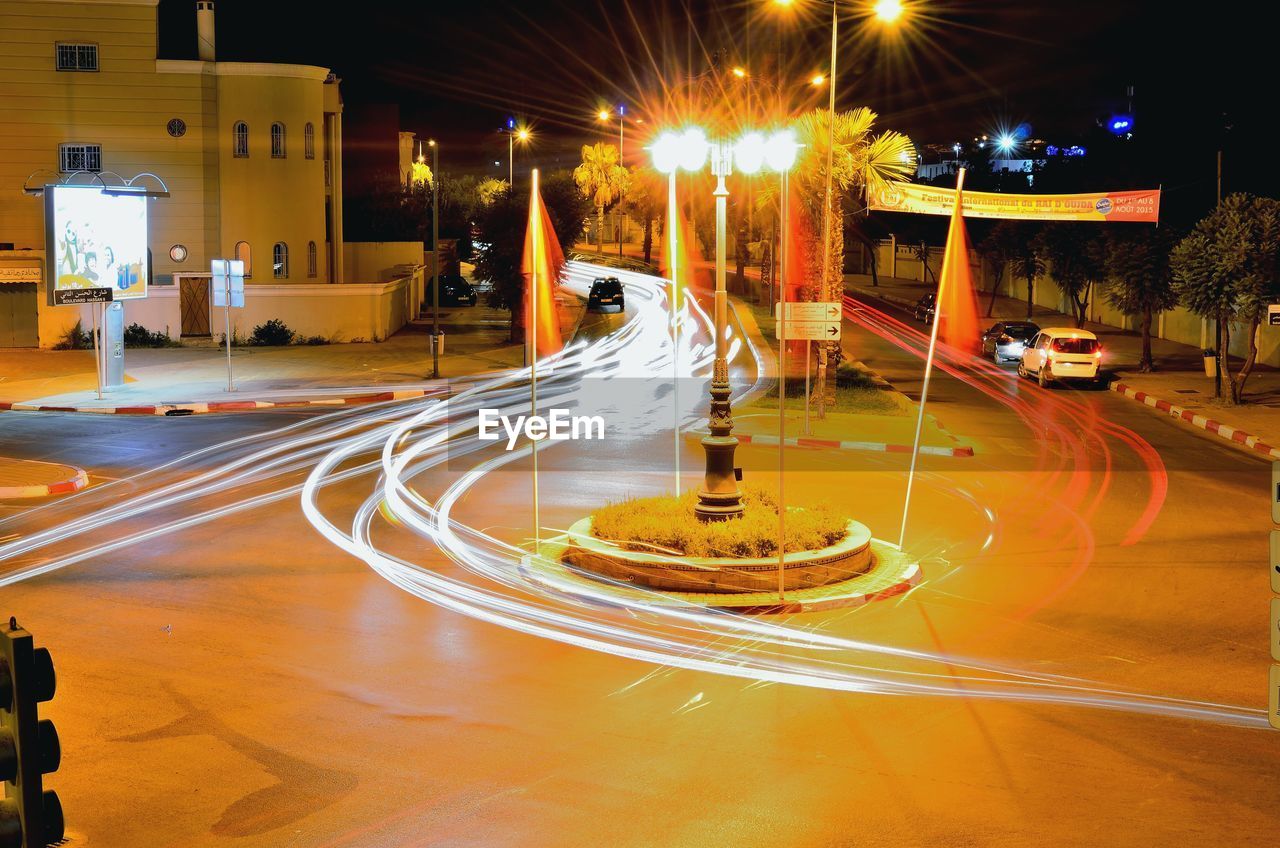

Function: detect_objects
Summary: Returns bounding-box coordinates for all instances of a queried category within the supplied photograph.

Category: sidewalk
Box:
[0,298,584,415]
[0,456,89,499]
[846,273,1280,458]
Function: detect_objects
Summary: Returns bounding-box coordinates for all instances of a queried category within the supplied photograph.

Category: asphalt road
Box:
[1,271,1277,847]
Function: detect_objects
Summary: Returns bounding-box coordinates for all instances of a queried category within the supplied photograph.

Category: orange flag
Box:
[522,170,564,357]
[937,170,980,353]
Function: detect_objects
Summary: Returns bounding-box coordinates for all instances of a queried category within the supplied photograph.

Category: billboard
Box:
[869,182,1161,224]
[44,185,149,306]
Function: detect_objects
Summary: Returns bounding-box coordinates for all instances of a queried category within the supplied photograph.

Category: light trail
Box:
[0,261,1261,729]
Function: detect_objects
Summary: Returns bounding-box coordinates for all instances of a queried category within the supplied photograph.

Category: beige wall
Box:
[344,241,425,283]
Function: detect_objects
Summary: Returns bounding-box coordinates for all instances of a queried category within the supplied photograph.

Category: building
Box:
[0,0,432,348]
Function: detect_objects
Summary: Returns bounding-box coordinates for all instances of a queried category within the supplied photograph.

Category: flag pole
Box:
[899,168,965,549]
[668,170,680,496]
[530,168,541,549]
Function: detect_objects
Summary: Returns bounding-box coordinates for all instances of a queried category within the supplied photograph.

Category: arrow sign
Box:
[776,301,842,322]
[775,320,841,341]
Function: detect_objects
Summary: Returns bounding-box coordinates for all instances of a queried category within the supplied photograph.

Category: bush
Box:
[591,486,849,558]
[123,323,180,348]
[52,320,92,350]
[248,319,295,346]
[297,334,330,346]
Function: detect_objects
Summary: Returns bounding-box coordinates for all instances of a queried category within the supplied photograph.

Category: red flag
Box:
[522,170,564,357]
[937,171,980,353]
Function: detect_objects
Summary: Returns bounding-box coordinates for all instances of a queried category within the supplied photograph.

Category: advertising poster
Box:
[869,182,1161,224]
[45,185,149,305]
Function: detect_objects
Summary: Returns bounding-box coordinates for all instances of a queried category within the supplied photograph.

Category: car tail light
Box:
[1094,348,1103,359]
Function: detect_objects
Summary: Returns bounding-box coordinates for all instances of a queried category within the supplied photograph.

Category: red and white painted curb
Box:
[1111,381,1280,460]
[717,561,924,614]
[692,429,973,457]
[0,388,435,416]
[0,460,89,499]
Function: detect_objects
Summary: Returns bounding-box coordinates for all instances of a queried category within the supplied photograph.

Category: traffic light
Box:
[1,618,63,848]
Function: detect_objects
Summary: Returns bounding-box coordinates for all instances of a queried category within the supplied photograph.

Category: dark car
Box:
[913,293,936,324]
[425,274,478,307]
[588,277,625,312]
[980,321,1040,364]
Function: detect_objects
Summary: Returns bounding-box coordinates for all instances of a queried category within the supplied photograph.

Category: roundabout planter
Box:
[562,516,874,594]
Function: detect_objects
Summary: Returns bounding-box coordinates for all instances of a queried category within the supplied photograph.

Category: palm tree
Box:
[789,107,915,414]
[573,143,628,253]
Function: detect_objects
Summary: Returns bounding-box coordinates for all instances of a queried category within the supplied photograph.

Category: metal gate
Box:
[0,283,39,347]
[180,275,211,336]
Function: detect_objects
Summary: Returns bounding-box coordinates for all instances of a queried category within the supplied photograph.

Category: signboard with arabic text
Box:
[870,183,1161,224]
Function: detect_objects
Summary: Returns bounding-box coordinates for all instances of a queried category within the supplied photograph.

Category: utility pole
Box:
[430,139,441,379]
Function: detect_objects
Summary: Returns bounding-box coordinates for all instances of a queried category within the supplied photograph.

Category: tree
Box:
[625,168,664,266]
[1009,230,1046,320]
[789,107,915,414]
[572,143,628,253]
[1104,228,1179,372]
[1036,223,1106,328]
[1171,193,1280,404]
[476,177,509,208]
[911,241,935,284]
[978,221,1023,317]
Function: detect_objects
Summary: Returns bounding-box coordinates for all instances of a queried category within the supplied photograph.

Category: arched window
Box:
[233,121,248,157]
[273,242,288,278]
[307,241,317,277]
[270,122,286,158]
[304,123,315,159]
[234,240,251,275]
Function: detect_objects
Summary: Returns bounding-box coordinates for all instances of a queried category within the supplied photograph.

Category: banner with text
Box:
[869,183,1161,223]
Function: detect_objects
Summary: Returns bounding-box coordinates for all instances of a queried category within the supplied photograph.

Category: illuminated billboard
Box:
[44,185,149,306]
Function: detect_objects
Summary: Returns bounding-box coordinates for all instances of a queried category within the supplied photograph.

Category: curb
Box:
[0,459,89,499]
[0,388,435,417]
[690,429,973,457]
[1110,381,1280,461]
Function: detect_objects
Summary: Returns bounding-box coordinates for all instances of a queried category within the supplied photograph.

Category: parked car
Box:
[425,274,478,307]
[588,277,625,312]
[913,292,936,324]
[981,321,1040,364]
[1017,328,1104,387]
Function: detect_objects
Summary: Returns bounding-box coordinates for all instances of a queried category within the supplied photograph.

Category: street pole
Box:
[817,0,838,423]
[91,303,103,400]
[431,140,441,379]
[509,132,514,187]
[695,140,744,522]
[777,168,789,601]
[669,170,681,496]
[223,286,233,392]
[618,108,626,258]
[1214,149,1222,399]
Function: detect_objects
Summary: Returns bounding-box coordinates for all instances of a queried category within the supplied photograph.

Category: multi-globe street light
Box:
[651,127,799,522]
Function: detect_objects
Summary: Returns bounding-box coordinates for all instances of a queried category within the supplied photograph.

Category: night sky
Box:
[157,0,1271,222]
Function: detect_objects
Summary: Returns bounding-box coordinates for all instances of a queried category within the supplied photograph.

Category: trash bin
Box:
[434,332,445,355]
[1202,349,1217,377]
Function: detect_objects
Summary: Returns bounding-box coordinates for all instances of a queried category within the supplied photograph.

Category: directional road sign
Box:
[775,301,842,322]
[775,320,841,341]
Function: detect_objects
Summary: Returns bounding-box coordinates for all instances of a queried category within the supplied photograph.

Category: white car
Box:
[1017,328,1104,387]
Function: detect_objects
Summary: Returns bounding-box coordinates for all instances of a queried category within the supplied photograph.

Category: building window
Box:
[233,122,249,158]
[59,143,101,173]
[56,43,98,71]
[271,123,286,158]
[273,242,288,278]
[307,241,317,277]
[234,241,251,276]
[304,123,315,159]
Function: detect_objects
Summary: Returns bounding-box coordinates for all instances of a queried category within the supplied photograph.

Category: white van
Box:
[1017,328,1104,387]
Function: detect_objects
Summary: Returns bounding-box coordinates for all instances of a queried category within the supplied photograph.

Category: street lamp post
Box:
[429,139,440,379]
[651,128,798,523]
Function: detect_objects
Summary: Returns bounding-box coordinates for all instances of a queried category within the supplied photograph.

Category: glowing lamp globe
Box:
[651,132,683,174]
[676,128,709,172]
[764,129,799,173]
[733,132,767,175]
